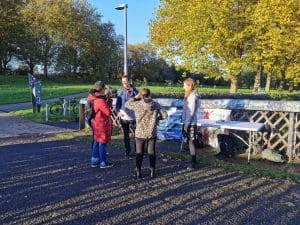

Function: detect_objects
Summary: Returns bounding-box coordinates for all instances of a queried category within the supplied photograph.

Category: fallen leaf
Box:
[291,193,300,200]
[285,202,295,207]
[212,200,220,205]
[161,178,168,184]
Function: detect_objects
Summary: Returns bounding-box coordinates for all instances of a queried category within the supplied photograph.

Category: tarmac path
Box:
[0,93,87,138]
[0,112,75,138]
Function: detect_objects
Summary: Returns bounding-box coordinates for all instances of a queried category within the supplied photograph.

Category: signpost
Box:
[28,73,42,113]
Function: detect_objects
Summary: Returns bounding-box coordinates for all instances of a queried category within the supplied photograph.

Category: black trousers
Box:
[135,138,156,169]
[120,119,136,155]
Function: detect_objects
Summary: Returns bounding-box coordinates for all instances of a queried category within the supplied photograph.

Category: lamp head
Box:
[115,3,127,10]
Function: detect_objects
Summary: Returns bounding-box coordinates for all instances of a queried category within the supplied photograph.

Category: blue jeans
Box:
[91,140,107,166]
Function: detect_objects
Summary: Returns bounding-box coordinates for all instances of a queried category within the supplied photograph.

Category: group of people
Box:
[87,76,199,178]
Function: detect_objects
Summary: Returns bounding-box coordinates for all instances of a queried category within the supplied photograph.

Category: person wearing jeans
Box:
[91,142,110,168]
[88,81,114,169]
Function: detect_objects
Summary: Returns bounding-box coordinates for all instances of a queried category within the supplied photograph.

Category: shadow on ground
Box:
[44,121,79,130]
[0,137,299,225]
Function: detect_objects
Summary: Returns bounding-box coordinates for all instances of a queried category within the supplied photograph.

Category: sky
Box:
[88,0,160,44]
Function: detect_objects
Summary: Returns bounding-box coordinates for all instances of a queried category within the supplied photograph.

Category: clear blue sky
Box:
[88,0,160,44]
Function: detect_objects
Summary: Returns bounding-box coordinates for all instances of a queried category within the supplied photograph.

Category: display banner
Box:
[156,103,231,150]
[28,73,42,113]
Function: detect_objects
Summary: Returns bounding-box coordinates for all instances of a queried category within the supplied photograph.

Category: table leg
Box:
[247,131,254,164]
[180,138,184,152]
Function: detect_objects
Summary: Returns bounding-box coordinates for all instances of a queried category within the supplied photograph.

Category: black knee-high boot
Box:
[192,155,197,165]
[187,155,197,170]
[136,153,143,178]
[149,154,156,178]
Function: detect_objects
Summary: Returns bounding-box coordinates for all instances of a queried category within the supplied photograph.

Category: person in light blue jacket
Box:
[182,78,199,170]
[115,76,139,158]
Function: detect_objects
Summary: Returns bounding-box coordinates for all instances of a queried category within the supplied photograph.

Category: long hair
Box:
[184,78,196,100]
[140,87,151,99]
[139,87,152,103]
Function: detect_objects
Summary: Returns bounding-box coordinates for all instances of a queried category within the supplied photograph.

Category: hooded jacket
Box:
[87,94,112,143]
[125,98,168,139]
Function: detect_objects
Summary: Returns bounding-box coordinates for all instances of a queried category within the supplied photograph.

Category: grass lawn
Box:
[0,75,99,104]
[1,74,299,105]
[0,75,219,105]
[0,74,250,105]
[14,106,79,123]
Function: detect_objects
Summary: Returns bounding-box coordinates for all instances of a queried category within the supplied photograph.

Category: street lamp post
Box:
[115,3,128,77]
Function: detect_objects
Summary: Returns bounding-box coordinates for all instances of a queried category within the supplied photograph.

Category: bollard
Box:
[45,103,49,122]
[68,100,71,115]
[63,99,68,116]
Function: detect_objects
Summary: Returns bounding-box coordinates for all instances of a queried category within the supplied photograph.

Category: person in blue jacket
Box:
[115,76,139,158]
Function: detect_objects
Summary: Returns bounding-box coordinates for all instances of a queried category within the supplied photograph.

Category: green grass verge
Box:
[14,106,78,123]
[163,152,300,183]
[0,75,93,104]
[1,75,299,105]
[55,133,76,140]
[0,75,234,104]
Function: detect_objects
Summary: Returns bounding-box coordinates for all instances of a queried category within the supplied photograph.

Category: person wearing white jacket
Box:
[182,78,199,170]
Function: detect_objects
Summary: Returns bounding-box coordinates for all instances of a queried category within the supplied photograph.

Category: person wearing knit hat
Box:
[93,81,106,92]
[88,80,114,169]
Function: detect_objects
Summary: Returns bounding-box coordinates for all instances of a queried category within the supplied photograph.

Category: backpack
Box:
[217,133,238,157]
[85,100,96,127]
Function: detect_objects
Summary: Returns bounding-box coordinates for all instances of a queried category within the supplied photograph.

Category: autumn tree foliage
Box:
[150,0,300,92]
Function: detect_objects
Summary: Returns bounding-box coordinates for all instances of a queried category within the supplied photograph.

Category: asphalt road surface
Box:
[0,136,299,225]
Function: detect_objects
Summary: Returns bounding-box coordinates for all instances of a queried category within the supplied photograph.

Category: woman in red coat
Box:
[88,81,114,168]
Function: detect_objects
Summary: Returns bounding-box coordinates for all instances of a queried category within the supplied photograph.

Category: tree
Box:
[150,0,256,93]
[16,30,42,74]
[127,43,168,82]
[20,0,76,77]
[150,0,300,93]
[83,22,119,80]
[53,1,119,80]
[248,0,300,92]
[0,0,24,73]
